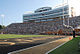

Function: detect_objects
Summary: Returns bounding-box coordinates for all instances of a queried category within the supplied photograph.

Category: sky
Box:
[0,0,63,26]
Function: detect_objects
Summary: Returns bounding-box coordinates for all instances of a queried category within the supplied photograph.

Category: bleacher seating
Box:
[1,16,80,35]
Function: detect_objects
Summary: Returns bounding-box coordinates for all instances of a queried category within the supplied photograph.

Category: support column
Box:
[73,30,75,38]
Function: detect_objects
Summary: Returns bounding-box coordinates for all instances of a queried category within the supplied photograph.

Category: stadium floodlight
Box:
[1,14,5,17]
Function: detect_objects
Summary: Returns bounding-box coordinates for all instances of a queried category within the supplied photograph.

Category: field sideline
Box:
[0,34,55,39]
[49,37,80,54]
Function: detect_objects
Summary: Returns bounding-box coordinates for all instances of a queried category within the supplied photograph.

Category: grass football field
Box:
[49,37,80,54]
[0,34,54,39]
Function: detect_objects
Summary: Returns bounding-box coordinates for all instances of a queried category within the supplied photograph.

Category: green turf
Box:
[0,34,54,39]
[49,37,80,54]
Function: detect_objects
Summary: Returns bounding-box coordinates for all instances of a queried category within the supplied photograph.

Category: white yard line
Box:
[45,41,68,54]
[45,38,72,54]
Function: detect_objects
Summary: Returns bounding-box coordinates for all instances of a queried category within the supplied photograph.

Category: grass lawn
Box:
[0,34,54,39]
[49,37,80,54]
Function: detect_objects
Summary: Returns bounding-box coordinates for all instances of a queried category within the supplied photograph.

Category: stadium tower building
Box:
[23,6,69,23]
[23,0,80,23]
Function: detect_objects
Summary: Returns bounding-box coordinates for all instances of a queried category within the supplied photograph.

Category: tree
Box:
[0,25,2,30]
[0,25,5,30]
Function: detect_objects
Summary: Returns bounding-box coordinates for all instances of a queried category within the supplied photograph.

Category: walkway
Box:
[10,36,72,54]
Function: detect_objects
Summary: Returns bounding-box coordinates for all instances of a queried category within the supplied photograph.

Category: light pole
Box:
[0,14,5,34]
[1,14,5,27]
[67,0,69,26]
[63,0,65,25]
[62,0,75,38]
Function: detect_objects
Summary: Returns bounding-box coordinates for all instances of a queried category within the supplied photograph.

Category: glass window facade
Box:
[23,5,69,23]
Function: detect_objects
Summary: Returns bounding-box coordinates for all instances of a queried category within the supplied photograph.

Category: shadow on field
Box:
[0,43,43,54]
[0,36,66,54]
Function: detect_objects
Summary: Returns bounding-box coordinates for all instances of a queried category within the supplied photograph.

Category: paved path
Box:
[10,36,72,54]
